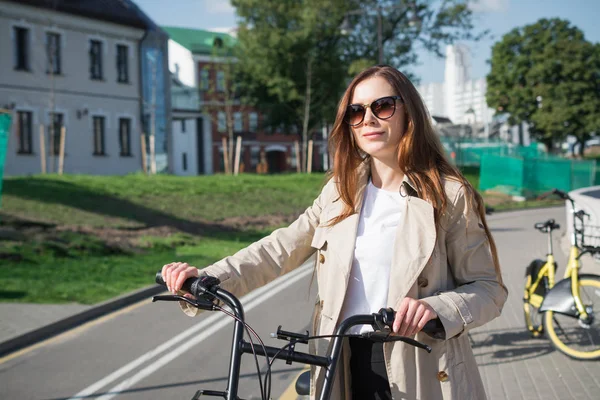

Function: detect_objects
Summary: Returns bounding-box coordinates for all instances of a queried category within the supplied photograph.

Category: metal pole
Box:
[377,7,383,64]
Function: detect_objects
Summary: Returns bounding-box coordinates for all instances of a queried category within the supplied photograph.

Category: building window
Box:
[200,69,209,91]
[182,152,188,171]
[116,44,129,83]
[93,116,105,155]
[119,118,131,156]
[13,27,30,71]
[17,111,33,154]
[234,112,242,132]
[216,71,225,92]
[217,112,226,132]
[90,40,103,80]
[250,146,260,168]
[46,32,61,75]
[181,119,186,133]
[48,112,63,155]
[249,112,258,132]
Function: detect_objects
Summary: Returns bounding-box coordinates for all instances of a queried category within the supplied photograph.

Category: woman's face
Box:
[349,76,406,163]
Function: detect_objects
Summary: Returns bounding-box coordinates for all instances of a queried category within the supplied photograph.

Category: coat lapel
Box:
[387,175,437,307]
[321,162,370,280]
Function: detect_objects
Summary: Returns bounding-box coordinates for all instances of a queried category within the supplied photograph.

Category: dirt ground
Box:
[0,212,297,260]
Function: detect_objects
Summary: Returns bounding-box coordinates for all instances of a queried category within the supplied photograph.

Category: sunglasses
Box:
[344,95,403,127]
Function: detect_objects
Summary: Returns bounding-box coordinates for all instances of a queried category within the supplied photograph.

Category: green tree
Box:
[231,0,349,172]
[343,0,487,77]
[231,0,486,171]
[486,18,600,154]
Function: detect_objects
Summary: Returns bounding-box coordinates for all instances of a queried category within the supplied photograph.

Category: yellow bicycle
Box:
[523,189,600,360]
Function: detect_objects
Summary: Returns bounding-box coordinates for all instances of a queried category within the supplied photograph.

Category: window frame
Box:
[200,69,209,91]
[89,39,104,80]
[118,117,132,157]
[216,70,225,92]
[233,112,243,133]
[116,43,129,83]
[45,31,62,75]
[92,115,106,156]
[16,110,33,154]
[47,112,64,156]
[249,112,258,132]
[217,111,226,132]
[13,26,30,71]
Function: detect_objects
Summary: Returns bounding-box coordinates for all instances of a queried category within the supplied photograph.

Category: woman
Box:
[162,65,508,400]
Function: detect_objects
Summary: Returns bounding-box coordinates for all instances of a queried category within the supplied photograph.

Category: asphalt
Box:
[0,284,165,357]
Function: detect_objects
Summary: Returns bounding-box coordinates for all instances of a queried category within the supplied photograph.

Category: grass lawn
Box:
[0,170,561,304]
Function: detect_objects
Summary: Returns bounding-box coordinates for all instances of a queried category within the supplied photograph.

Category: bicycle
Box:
[153,271,443,400]
[523,188,600,360]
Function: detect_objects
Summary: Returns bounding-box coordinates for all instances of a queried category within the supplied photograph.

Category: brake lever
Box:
[152,294,217,311]
[361,331,432,353]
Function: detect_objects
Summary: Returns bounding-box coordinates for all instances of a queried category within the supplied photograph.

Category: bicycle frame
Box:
[154,282,432,400]
[538,196,590,320]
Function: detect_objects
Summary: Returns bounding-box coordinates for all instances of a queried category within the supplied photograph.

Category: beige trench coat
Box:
[181,163,508,400]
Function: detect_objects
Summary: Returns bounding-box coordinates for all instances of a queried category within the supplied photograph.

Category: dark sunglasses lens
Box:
[346,105,365,126]
[372,97,396,119]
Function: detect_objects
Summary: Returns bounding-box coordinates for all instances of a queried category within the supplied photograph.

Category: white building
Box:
[417,44,494,128]
[0,0,168,176]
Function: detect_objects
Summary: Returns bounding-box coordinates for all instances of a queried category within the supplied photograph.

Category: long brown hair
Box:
[327,65,502,283]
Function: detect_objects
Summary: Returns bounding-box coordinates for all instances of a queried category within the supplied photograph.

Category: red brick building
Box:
[165,26,326,175]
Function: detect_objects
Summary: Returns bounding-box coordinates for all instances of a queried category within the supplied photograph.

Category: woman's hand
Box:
[161,262,199,294]
[393,297,438,337]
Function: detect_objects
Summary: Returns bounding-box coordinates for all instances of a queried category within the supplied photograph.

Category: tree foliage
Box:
[230,0,485,149]
[343,0,487,77]
[486,18,600,153]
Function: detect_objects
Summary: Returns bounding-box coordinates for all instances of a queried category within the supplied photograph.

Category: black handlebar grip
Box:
[155,271,197,295]
[380,308,445,339]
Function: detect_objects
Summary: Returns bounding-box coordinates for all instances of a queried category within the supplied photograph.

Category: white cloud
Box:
[203,0,235,14]
[468,0,509,13]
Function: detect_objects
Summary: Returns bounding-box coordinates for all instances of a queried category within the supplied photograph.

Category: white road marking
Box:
[67,263,313,400]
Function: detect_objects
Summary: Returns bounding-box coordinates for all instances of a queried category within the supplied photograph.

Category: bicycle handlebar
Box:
[154,270,442,400]
[155,271,444,338]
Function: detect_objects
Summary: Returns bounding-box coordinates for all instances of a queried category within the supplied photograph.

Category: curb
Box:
[0,284,166,358]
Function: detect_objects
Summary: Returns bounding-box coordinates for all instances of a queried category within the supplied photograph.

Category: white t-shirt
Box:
[339,180,405,334]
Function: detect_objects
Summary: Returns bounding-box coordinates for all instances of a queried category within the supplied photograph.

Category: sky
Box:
[133,0,600,84]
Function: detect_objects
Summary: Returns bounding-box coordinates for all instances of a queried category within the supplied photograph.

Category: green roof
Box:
[162,26,237,55]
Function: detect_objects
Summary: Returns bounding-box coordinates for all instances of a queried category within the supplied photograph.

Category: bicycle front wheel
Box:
[544,277,600,360]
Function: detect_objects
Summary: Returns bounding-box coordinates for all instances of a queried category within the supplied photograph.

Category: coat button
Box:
[319,254,325,263]
[437,371,449,382]
[417,276,428,288]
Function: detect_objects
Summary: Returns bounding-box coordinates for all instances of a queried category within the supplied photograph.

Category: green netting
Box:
[0,112,11,208]
[479,154,596,198]
[440,138,544,167]
[479,155,523,196]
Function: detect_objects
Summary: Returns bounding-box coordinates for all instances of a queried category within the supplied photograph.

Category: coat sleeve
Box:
[179,180,334,316]
[421,186,508,339]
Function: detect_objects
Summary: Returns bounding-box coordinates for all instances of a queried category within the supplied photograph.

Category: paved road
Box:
[1,206,600,400]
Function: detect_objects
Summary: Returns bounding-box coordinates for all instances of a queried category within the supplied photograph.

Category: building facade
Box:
[1,0,169,176]
[164,26,324,175]
[417,44,494,129]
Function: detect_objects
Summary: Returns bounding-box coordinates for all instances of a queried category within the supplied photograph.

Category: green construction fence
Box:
[0,111,11,207]
[479,154,597,197]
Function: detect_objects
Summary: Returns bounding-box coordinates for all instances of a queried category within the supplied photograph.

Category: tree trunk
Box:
[301,56,313,173]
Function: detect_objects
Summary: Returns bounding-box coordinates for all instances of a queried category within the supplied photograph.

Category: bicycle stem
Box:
[213,288,245,400]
